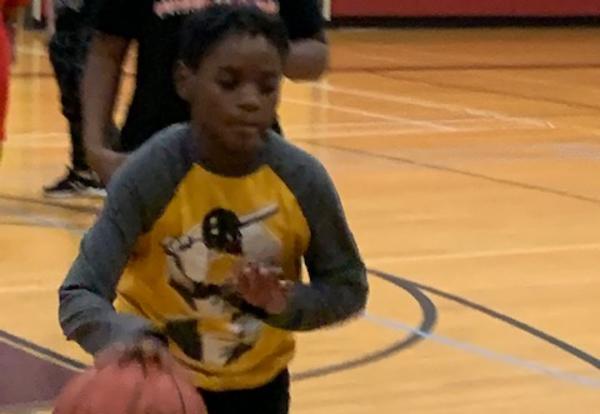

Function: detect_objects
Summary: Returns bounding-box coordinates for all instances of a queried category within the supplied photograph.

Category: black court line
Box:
[376,71,600,113]
[369,269,600,371]
[0,271,437,382]
[0,330,87,370]
[293,273,437,381]
[299,141,600,206]
[0,194,100,214]
[2,269,597,393]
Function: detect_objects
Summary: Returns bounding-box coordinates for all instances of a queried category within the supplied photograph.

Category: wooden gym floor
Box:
[0,26,599,413]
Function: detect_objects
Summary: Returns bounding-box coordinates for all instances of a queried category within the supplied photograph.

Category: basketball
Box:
[53,343,207,414]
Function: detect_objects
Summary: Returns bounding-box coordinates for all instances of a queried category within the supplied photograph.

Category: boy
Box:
[59,6,367,414]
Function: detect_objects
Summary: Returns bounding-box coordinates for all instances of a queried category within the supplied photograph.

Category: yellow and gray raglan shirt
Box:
[59,124,368,391]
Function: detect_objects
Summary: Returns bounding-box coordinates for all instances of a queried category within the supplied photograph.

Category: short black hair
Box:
[179,4,290,70]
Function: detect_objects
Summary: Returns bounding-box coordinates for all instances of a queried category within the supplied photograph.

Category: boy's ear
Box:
[174,61,195,103]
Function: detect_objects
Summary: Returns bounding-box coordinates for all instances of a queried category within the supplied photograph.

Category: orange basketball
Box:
[53,343,207,414]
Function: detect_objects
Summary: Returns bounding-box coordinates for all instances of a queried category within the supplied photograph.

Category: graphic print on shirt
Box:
[153,0,279,19]
[161,204,282,366]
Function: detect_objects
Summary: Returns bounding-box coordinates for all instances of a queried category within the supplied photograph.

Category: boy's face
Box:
[179,33,283,157]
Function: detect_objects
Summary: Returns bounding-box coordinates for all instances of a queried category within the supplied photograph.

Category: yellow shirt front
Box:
[116,165,310,389]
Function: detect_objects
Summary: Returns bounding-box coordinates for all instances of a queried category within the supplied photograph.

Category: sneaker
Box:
[43,168,107,199]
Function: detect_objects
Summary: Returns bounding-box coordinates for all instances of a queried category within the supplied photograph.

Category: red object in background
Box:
[0,0,30,142]
[516,0,600,16]
[0,20,9,142]
[332,0,600,18]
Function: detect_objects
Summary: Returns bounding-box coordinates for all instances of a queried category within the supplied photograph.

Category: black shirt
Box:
[94,0,324,151]
[53,0,104,31]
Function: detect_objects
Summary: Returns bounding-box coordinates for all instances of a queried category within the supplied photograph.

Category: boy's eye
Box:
[259,82,277,95]
[258,76,279,95]
[217,77,239,90]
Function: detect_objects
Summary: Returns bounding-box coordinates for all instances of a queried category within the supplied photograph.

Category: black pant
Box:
[199,370,289,414]
[48,13,93,171]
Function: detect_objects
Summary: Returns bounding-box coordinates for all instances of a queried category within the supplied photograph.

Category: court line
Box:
[7,131,66,139]
[0,209,90,234]
[363,312,600,389]
[0,331,86,372]
[286,118,533,130]
[340,41,600,73]
[16,43,600,73]
[293,275,437,381]
[17,46,48,57]
[5,118,549,140]
[0,194,101,214]
[331,63,600,73]
[377,71,600,114]
[299,141,600,206]
[3,211,599,389]
[0,219,87,236]
[0,284,60,294]
[11,71,54,78]
[282,97,457,132]
[3,206,598,383]
[370,270,600,374]
[290,123,544,140]
[2,242,597,293]
[289,129,413,140]
[0,210,438,381]
[6,121,543,146]
[2,274,598,389]
[313,82,552,128]
[3,142,69,149]
[369,243,600,264]
[0,272,438,383]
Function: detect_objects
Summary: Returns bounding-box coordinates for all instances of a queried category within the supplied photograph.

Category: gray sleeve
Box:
[58,126,192,354]
[266,145,368,331]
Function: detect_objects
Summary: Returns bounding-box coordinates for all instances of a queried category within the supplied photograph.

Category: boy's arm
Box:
[266,161,368,331]
[59,153,155,354]
[59,130,190,354]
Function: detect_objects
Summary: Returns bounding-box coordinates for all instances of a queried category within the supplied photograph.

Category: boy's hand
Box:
[94,336,194,382]
[95,336,173,370]
[234,262,290,315]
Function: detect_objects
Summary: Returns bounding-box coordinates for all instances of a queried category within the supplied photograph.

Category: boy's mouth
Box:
[231,120,262,129]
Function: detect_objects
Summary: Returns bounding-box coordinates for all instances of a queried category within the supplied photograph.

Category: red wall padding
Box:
[332,1,600,18]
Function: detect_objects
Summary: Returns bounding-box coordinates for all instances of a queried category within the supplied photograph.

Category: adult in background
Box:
[83,0,329,184]
[0,0,28,162]
[43,0,119,198]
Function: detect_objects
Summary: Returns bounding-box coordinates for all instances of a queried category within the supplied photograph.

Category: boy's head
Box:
[175,5,290,159]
